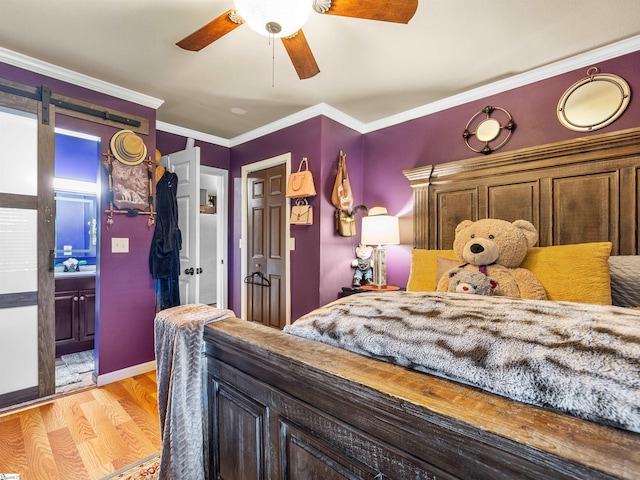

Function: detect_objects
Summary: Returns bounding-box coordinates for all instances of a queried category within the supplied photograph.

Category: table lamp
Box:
[361,206,400,288]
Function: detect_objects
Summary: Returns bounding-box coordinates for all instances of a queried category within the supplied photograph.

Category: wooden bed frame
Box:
[403,127,640,254]
[203,127,640,480]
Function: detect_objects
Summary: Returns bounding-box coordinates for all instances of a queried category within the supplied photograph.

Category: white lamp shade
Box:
[234,0,312,37]
[361,214,400,246]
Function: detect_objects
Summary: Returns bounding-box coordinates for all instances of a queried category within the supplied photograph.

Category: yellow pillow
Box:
[521,242,612,304]
[407,249,458,292]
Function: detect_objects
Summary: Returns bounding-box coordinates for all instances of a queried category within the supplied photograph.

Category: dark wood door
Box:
[246,164,287,329]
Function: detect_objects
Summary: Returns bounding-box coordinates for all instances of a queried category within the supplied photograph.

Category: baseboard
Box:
[95,360,156,387]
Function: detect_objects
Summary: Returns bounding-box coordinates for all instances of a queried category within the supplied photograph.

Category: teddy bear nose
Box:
[470,243,484,254]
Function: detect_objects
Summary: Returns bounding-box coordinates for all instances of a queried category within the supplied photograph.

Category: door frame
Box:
[161,153,229,308]
[201,165,229,309]
[240,153,291,324]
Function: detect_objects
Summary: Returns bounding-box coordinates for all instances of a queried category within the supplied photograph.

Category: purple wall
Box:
[156,130,230,170]
[0,63,157,376]
[58,114,157,377]
[230,118,323,319]
[317,118,364,307]
[228,117,363,317]
[363,51,640,288]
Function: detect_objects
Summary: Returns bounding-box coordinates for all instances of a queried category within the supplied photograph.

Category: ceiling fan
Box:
[176,0,418,80]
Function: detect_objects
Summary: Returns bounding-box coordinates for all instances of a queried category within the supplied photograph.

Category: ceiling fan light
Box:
[234,0,311,38]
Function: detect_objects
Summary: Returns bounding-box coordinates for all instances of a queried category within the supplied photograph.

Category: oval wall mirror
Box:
[557,69,631,132]
[476,118,501,142]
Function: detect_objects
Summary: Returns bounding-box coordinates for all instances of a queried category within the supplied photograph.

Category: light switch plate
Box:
[112,237,129,253]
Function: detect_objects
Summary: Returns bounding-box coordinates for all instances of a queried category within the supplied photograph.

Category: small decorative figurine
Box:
[351,244,373,287]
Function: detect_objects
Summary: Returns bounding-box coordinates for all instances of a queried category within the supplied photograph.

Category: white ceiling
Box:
[1,1,639,140]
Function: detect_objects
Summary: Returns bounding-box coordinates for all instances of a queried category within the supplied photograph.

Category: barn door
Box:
[0,94,56,407]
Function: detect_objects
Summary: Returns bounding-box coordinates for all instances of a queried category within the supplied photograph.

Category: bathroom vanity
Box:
[54,271,95,357]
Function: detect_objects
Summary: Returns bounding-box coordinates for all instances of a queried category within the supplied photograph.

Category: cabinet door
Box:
[54,290,79,345]
[211,379,269,480]
[281,419,377,479]
[79,289,95,341]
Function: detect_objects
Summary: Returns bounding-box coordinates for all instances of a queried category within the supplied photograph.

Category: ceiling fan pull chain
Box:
[271,32,276,88]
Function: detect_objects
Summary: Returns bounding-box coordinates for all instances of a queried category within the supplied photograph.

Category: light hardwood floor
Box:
[0,371,161,480]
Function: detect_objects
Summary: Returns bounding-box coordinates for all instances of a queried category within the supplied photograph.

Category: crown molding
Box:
[0,47,164,110]
[156,121,230,148]
[364,34,640,134]
[3,34,638,146]
[228,103,365,147]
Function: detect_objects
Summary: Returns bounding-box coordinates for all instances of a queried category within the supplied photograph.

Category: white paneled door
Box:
[165,146,201,304]
[160,147,229,308]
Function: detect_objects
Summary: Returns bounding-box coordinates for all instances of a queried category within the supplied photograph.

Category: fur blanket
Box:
[155,304,235,480]
[285,292,640,433]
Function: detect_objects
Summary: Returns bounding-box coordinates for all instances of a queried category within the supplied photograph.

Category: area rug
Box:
[54,363,82,387]
[60,349,94,374]
[100,452,160,480]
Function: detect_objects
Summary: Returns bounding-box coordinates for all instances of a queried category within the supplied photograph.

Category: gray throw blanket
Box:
[155,304,235,480]
[285,292,640,433]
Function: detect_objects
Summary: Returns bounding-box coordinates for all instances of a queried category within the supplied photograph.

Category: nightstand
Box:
[339,285,404,299]
[339,287,365,298]
[360,285,402,291]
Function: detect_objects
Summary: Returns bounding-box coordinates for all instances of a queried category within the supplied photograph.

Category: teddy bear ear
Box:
[455,220,474,235]
[512,219,539,247]
[448,268,461,278]
[489,279,498,289]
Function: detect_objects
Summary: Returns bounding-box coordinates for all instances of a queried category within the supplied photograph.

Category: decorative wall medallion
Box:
[557,67,631,132]
[463,106,515,154]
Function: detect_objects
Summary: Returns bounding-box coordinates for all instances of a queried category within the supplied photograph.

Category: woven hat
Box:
[110,130,147,166]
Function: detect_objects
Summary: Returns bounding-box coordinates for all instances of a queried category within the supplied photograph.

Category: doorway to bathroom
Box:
[53,128,100,394]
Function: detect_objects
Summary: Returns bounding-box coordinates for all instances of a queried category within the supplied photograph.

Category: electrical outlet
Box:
[111,237,129,253]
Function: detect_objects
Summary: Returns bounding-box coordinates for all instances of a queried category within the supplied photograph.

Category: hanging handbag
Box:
[335,208,356,237]
[291,199,313,225]
[331,150,354,211]
[286,157,316,198]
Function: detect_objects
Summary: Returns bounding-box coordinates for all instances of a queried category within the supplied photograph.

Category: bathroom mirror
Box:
[55,191,98,259]
[557,69,631,132]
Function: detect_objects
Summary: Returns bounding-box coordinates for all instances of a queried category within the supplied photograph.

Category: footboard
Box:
[204,318,639,480]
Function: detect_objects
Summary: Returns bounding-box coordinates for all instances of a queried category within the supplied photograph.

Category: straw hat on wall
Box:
[110,129,147,165]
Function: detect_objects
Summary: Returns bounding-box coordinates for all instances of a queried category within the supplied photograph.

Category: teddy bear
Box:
[436,218,547,300]
[351,244,373,287]
[447,268,498,295]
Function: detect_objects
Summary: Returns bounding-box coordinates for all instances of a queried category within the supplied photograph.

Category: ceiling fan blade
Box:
[176,9,243,51]
[281,30,320,80]
[319,0,418,24]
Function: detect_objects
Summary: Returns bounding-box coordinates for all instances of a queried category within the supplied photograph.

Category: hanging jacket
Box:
[149,171,182,279]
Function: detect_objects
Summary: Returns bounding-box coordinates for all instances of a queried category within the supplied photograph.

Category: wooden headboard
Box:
[403,127,640,255]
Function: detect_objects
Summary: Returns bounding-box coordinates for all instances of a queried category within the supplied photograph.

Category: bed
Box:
[203,127,640,480]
